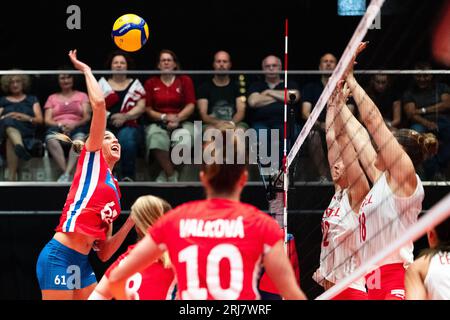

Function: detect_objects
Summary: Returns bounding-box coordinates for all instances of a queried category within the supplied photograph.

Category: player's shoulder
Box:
[237,201,265,214]
[408,254,432,276]
[237,202,276,225]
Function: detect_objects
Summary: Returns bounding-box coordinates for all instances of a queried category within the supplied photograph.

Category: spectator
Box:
[0,72,44,181]
[144,49,196,182]
[365,74,402,131]
[301,53,354,182]
[197,50,247,129]
[99,51,146,182]
[44,70,91,182]
[403,61,450,180]
[247,55,300,173]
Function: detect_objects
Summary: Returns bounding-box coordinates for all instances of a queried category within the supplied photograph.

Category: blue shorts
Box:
[36,238,97,290]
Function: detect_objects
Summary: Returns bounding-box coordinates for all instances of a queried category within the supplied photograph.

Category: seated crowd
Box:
[0,50,449,182]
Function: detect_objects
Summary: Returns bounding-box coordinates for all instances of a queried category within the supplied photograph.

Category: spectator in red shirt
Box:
[144,50,196,182]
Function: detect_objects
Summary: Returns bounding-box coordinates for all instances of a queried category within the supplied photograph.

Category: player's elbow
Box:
[96,250,112,262]
[91,100,106,111]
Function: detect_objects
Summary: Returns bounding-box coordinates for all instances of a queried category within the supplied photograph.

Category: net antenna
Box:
[264,19,293,252]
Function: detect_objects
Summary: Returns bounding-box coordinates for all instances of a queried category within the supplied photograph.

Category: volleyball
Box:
[111,14,149,52]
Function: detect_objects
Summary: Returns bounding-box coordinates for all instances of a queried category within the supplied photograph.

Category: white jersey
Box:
[424,252,450,300]
[313,189,366,292]
[358,172,424,267]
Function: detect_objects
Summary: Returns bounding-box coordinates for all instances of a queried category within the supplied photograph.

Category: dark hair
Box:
[393,129,438,167]
[54,65,77,87]
[319,52,337,66]
[104,50,135,71]
[157,49,181,70]
[419,216,450,258]
[414,61,432,70]
[201,123,247,194]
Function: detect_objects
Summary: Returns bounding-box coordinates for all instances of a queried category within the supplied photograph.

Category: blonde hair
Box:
[48,132,85,153]
[130,195,172,268]
[1,72,31,93]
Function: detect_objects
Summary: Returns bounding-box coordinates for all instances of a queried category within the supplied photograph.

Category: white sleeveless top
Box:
[313,188,366,292]
[424,252,450,300]
[358,172,424,267]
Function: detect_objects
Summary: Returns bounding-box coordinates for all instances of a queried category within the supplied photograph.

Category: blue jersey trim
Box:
[105,170,121,206]
[65,152,95,231]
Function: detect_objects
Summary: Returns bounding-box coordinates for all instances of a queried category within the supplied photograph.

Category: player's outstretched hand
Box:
[343,41,368,80]
[68,49,91,73]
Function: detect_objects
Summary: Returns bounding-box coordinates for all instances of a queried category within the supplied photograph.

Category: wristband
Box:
[421,107,426,114]
[160,113,167,122]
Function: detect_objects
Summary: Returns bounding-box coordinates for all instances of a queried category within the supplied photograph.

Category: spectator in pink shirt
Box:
[44,71,91,182]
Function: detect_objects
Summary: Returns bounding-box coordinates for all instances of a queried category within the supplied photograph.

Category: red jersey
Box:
[149,198,283,300]
[55,146,121,240]
[258,233,300,294]
[105,244,176,300]
[144,75,196,114]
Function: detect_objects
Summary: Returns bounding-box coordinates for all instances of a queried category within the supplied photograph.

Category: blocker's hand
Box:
[343,41,368,80]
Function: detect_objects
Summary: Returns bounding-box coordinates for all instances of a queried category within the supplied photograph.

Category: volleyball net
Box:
[276,0,450,299]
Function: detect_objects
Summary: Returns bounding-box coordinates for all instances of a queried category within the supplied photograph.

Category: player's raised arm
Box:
[68,49,106,152]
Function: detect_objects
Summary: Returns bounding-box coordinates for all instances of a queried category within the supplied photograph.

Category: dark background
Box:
[0,0,447,71]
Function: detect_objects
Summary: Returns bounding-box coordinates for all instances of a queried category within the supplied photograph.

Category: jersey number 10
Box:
[179,244,244,300]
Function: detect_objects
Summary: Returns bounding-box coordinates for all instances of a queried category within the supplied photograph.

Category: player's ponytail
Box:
[419,132,438,160]
[393,129,438,167]
[48,132,85,154]
[201,122,248,194]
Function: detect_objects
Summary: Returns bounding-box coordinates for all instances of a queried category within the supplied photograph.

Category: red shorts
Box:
[332,287,368,300]
[365,263,405,300]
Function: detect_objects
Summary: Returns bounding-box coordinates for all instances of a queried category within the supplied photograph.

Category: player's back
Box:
[149,198,283,300]
[105,245,176,300]
[358,172,424,265]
